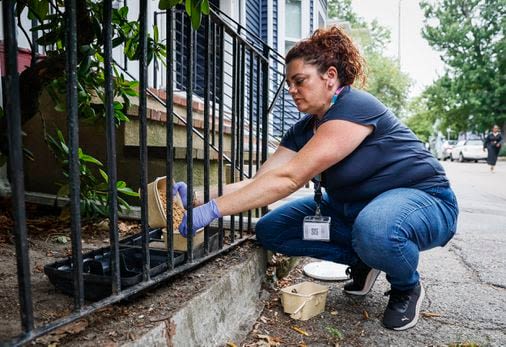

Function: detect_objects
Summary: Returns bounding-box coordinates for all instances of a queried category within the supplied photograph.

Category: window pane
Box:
[285,40,296,54]
[286,0,301,38]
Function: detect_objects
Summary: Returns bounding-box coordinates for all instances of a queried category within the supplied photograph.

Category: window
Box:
[285,0,301,53]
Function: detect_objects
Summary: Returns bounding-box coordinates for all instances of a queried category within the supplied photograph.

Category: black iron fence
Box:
[0,0,287,345]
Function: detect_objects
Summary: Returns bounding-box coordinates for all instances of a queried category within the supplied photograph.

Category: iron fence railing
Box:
[0,0,281,345]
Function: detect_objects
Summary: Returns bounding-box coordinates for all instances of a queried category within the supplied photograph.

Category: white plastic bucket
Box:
[280,281,328,320]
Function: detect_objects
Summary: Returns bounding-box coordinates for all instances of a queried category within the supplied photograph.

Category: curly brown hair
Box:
[285,25,366,87]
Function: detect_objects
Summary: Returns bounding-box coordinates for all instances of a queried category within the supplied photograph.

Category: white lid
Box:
[303,261,349,281]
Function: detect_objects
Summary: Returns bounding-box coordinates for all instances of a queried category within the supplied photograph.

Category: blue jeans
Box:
[255,186,459,291]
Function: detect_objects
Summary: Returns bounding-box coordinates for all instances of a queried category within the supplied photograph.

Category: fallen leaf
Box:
[291,326,310,336]
[257,334,282,346]
[96,219,110,231]
[363,310,369,320]
[64,319,88,334]
[34,320,87,345]
[226,343,237,347]
[55,235,69,244]
[421,311,442,318]
[330,311,338,315]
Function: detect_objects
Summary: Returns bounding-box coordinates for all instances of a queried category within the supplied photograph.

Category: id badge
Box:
[303,216,331,241]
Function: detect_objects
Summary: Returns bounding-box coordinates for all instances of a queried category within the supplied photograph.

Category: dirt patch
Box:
[0,197,257,346]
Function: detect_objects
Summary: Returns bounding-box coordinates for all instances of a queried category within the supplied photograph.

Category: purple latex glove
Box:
[172,181,189,208]
[179,200,222,237]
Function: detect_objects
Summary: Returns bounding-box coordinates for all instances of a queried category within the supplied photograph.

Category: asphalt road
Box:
[358,160,506,346]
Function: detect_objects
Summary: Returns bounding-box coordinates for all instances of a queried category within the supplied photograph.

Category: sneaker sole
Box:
[343,269,381,296]
[392,283,425,331]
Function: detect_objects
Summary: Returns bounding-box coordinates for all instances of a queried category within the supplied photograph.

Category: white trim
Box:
[301,0,310,37]
[240,0,246,26]
[220,0,234,19]
[314,0,327,29]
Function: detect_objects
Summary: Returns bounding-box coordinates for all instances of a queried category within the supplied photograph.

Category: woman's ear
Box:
[325,66,338,88]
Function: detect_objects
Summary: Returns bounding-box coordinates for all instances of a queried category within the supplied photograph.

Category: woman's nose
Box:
[288,85,297,94]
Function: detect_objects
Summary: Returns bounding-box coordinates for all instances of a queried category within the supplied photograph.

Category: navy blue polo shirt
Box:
[280,86,448,202]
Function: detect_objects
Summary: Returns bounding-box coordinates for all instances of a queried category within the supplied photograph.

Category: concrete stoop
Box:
[123,247,268,347]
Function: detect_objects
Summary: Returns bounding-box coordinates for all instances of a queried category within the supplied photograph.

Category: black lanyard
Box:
[313,176,323,217]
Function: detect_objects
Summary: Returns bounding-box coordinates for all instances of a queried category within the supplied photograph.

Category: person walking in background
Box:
[484,125,503,172]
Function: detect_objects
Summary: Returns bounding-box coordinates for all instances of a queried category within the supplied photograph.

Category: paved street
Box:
[409,160,506,345]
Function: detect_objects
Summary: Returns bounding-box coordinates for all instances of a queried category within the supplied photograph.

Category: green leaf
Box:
[185,0,192,16]
[78,56,92,77]
[118,187,140,197]
[54,102,66,113]
[114,109,128,122]
[95,182,108,191]
[153,25,159,43]
[37,30,61,46]
[128,81,139,88]
[159,0,170,10]
[123,88,138,97]
[116,180,127,188]
[201,0,210,15]
[28,0,49,21]
[30,22,55,32]
[99,168,109,183]
[113,101,123,110]
[112,36,125,48]
[118,6,129,18]
[117,196,132,212]
[80,154,103,166]
[190,3,202,30]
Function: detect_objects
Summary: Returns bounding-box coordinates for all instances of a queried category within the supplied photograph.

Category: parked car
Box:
[449,139,487,162]
[436,140,457,161]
